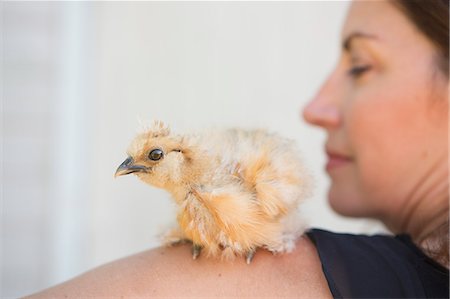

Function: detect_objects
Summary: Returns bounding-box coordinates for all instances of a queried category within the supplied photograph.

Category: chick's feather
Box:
[117,121,312,261]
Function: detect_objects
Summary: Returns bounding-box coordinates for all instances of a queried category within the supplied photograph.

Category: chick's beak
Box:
[115,156,148,177]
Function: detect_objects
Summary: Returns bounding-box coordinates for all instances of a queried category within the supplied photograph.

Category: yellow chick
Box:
[115,121,311,264]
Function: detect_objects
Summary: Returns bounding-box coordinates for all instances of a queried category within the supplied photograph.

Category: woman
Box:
[303,1,448,297]
[29,1,448,298]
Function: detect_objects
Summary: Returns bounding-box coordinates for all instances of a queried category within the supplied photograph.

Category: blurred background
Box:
[2,1,387,298]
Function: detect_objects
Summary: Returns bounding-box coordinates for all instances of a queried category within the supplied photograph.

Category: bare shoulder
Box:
[27,235,331,298]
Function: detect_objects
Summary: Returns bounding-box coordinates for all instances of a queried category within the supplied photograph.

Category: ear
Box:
[178,147,194,163]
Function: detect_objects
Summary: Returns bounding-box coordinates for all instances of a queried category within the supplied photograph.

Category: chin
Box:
[328,185,370,217]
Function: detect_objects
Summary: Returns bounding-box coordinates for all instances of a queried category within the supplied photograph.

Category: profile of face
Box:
[303,1,448,231]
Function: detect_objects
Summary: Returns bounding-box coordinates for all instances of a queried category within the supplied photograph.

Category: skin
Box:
[27,237,332,298]
[303,0,448,247]
[28,1,448,297]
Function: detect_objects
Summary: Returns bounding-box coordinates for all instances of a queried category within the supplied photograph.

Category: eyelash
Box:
[347,65,372,78]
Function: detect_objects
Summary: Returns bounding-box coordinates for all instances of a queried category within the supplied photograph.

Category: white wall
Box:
[2,2,386,298]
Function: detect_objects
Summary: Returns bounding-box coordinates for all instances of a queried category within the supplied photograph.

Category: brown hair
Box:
[392,0,449,76]
[392,0,449,267]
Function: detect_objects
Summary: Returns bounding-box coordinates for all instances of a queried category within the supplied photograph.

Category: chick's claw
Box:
[192,244,202,260]
[161,228,190,247]
[168,238,191,247]
[245,249,256,264]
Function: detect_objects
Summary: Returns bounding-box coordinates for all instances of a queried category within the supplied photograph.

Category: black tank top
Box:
[306,229,449,298]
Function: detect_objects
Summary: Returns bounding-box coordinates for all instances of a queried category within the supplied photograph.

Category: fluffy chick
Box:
[115,121,312,263]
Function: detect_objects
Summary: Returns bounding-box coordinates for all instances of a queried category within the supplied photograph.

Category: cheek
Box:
[345,83,435,214]
[347,102,398,214]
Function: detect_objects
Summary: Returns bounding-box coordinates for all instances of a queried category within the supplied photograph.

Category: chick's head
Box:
[115,121,188,189]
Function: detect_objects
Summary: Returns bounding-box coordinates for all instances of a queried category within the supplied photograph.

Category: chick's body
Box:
[116,122,311,262]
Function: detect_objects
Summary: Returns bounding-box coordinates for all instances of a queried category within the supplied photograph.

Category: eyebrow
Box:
[342,32,378,51]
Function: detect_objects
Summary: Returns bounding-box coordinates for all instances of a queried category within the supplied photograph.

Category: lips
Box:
[325,149,353,171]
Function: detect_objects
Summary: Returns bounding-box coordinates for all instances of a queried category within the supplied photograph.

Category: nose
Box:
[302,71,342,129]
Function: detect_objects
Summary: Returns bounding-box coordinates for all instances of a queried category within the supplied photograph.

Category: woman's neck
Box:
[382,157,449,267]
[388,168,449,267]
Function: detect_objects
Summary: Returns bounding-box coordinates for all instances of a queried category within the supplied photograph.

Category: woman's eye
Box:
[148,149,164,161]
[347,65,372,78]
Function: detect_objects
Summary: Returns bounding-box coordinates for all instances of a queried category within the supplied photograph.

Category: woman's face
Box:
[303,1,448,228]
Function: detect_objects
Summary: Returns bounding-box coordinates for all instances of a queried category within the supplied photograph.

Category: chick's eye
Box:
[148,149,163,161]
